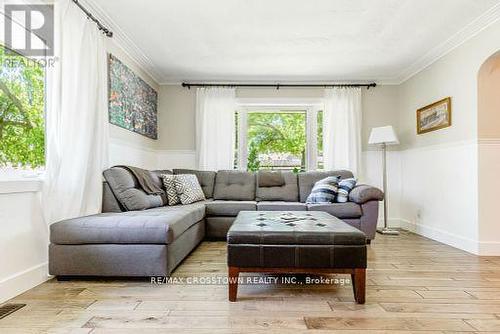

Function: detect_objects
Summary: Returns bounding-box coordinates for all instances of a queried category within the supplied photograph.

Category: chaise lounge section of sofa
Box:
[49,167,383,277]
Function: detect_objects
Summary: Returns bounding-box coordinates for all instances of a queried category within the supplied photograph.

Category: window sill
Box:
[0,177,43,194]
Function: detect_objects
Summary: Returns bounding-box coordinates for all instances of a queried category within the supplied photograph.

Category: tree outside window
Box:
[0,46,45,169]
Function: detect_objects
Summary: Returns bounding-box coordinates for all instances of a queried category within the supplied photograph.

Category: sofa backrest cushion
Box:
[298,170,354,203]
[173,169,216,198]
[102,181,124,213]
[256,171,299,202]
[103,167,170,211]
[213,170,256,201]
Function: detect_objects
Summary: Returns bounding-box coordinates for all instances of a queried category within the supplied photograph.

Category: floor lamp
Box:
[369,126,400,235]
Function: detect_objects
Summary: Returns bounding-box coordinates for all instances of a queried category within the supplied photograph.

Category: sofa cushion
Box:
[206,200,257,216]
[257,201,307,211]
[298,170,354,203]
[258,170,285,187]
[103,167,168,211]
[256,171,299,202]
[307,202,362,218]
[213,170,256,201]
[173,169,216,198]
[50,201,208,245]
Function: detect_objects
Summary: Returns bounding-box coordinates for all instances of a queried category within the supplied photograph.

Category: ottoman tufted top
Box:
[227,211,366,246]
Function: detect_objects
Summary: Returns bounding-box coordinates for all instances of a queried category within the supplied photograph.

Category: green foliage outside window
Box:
[247,111,306,170]
[246,140,261,172]
[0,46,45,168]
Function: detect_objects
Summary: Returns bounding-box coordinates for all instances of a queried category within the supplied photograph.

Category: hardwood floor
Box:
[2,231,500,333]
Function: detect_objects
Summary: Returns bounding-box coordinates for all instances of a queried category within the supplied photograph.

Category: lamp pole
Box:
[377,142,399,235]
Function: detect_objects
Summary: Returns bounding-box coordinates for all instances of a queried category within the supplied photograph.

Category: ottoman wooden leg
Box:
[228,266,239,302]
[352,268,366,304]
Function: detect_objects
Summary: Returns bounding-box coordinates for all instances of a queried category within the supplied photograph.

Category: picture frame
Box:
[416,97,452,135]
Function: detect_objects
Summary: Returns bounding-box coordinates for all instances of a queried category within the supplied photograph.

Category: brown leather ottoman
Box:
[227,211,367,303]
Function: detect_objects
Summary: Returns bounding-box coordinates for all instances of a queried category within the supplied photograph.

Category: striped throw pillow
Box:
[336,178,357,203]
[306,176,340,204]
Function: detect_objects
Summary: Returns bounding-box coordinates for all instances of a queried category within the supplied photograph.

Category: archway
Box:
[478,51,500,255]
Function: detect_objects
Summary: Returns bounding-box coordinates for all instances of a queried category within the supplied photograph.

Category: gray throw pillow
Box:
[174,174,206,205]
[161,174,180,206]
[306,176,340,204]
[337,178,357,203]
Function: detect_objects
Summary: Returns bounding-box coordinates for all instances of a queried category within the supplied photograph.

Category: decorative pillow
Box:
[161,174,180,206]
[173,174,206,205]
[306,176,340,204]
[336,178,357,203]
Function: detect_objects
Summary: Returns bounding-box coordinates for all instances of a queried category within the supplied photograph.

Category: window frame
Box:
[235,98,323,171]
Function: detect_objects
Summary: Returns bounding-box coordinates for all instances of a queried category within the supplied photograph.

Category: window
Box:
[0,45,45,170]
[235,105,323,171]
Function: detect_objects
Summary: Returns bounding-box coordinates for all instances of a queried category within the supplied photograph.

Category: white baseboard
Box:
[0,262,50,303]
[398,219,479,255]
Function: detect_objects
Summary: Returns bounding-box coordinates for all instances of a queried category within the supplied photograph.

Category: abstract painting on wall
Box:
[108,54,158,139]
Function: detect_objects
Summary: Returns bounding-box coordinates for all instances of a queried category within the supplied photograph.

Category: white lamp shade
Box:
[368,126,399,145]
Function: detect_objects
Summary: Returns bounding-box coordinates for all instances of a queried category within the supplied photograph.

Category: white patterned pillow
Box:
[161,174,180,206]
[173,174,206,205]
[336,178,357,203]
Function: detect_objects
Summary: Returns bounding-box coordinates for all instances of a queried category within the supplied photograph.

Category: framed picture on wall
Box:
[416,97,452,134]
[108,54,158,139]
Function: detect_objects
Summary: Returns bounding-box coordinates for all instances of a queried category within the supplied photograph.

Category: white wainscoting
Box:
[0,184,49,303]
[361,150,402,229]
[399,140,480,254]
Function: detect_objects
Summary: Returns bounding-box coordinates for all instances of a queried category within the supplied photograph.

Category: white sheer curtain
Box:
[196,87,236,170]
[44,0,109,224]
[323,87,362,177]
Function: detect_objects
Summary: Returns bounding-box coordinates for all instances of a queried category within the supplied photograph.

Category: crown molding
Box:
[81,0,162,84]
[395,3,500,84]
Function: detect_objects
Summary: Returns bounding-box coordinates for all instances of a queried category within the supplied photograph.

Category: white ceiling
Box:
[90,0,500,84]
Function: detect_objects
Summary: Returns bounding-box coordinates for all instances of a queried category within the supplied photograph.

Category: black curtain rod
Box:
[182,82,376,89]
[72,0,113,37]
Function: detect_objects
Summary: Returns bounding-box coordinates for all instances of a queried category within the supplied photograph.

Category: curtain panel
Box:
[44,0,109,224]
[323,87,362,177]
[195,88,237,170]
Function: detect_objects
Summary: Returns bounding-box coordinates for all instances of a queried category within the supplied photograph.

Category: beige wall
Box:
[478,51,500,139]
[157,85,400,151]
[478,51,500,252]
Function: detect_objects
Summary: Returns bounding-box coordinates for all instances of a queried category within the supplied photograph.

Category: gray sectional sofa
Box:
[49,167,383,277]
